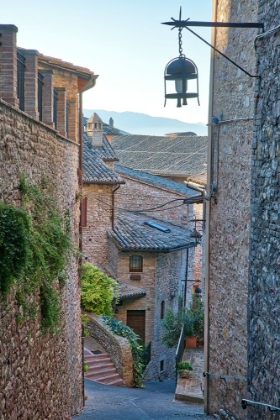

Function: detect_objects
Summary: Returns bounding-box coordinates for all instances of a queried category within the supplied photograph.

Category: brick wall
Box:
[82,184,115,268]
[0,100,82,419]
[207,0,258,417]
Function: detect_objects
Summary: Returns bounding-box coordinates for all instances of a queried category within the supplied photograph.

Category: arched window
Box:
[160,300,165,319]
[129,255,143,272]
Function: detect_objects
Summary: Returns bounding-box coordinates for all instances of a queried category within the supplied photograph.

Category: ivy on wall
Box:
[0,174,72,333]
[102,316,144,388]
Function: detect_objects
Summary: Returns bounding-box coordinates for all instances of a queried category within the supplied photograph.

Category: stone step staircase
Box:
[84,348,124,386]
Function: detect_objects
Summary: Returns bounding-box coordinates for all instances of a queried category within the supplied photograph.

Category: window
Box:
[160,360,165,372]
[53,88,58,129]
[37,71,44,121]
[66,101,70,137]
[81,197,87,227]
[17,50,26,111]
[160,300,165,319]
[129,255,143,272]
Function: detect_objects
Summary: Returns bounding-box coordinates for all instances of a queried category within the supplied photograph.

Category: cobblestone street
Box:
[72,379,215,420]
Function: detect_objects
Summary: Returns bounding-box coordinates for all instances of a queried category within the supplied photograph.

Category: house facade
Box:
[0,24,96,419]
[82,114,201,379]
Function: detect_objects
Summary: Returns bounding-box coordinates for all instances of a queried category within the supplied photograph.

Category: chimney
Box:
[109,117,114,128]
[0,25,19,107]
[85,113,103,147]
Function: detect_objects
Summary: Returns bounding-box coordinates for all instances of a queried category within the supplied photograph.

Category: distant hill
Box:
[83,109,207,136]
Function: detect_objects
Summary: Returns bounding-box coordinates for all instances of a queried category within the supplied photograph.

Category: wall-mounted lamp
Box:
[164,8,199,108]
[163,7,264,107]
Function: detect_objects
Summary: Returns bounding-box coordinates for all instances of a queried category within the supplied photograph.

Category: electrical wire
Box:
[93,195,188,213]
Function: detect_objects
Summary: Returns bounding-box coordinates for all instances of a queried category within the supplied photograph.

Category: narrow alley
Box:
[72,379,215,420]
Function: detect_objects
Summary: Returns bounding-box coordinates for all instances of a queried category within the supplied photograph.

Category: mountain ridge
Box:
[83,109,207,136]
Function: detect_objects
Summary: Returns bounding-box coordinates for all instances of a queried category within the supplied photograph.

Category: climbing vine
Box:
[0,174,72,332]
[102,316,144,388]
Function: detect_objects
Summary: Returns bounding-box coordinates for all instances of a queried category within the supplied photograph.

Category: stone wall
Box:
[82,184,115,268]
[207,0,258,417]
[86,314,133,387]
[247,3,280,419]
[0,100,82,419]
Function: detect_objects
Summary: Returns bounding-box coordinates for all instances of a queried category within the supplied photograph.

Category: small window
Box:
[81,197,87,227]
[160,360,164,372]
[129,255,143,272]
[160,300,165,319]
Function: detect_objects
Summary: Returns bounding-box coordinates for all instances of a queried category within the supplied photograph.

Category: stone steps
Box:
[84,349,124,386]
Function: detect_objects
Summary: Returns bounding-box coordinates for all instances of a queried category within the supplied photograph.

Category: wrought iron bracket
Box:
[241,399,280,412]
[162,10,263,78]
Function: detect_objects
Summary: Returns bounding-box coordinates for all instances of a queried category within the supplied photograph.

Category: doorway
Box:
[127,310,145,344]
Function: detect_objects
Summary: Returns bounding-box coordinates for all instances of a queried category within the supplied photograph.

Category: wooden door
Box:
[127,310,145,344]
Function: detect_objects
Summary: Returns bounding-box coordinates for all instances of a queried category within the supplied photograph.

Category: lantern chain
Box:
[178,27,184,57]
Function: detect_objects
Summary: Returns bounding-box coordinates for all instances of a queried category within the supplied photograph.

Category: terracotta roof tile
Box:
[112,134,208,185]
[108,212,197,252]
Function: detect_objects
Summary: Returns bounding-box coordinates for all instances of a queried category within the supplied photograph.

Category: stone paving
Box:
[72,378,215,420]
[175,347,204,403]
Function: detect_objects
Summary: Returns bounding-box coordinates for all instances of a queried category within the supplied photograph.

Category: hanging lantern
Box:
[164,56,200,107]
[164,14,200,108]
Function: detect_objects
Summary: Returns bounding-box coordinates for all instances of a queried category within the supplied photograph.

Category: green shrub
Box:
[102,316,144,388]
[81,263,120,316]
[0,174,72,333]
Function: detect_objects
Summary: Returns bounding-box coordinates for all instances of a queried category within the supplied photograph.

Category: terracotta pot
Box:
[197,339,204,347]
[180,369,191,379]
[185,336,197,348]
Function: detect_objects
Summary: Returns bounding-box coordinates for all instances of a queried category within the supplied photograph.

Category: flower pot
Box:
[197,339,204,347]
[180,369,191,379]
[185,335,197,348]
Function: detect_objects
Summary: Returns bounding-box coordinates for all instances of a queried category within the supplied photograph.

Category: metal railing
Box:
[175,324,185,386]
[17,50,26,111]
[38,71,44,121]
[242,399,280,412]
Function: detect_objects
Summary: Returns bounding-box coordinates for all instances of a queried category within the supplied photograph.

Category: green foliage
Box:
[83,363,89,372]
[161,307,186,348]
[0,174,72,333]
[102,316,144,388]
[161,296,205,348]
[81,313,90,337]
[81,263,120,316]
[175,361,193,372]
[0,202,31,294]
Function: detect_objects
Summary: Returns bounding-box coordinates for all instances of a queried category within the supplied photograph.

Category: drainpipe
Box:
[184,249,189,307]
[111,185,120,229]
[204,0,217,414]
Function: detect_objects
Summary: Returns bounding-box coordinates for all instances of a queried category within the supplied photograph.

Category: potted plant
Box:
[175,361,193,379]
[183,309,197,348]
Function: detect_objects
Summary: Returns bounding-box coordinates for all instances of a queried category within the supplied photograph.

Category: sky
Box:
[2,0,212,125]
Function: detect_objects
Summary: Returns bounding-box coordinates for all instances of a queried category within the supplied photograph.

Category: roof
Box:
[115,164,196,197]
[108,212,197,252]
[118,281,146,300]
[83,133,124,184]
[111,134,208,185]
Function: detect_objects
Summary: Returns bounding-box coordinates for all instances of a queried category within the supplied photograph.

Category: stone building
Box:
[203,1,280,419]
[0,24,96,419]
[82,114,202,379]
